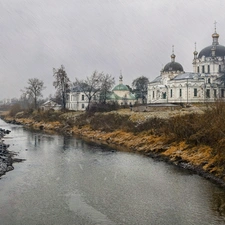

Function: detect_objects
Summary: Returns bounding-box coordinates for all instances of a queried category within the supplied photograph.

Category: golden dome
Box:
[212,32,219,38]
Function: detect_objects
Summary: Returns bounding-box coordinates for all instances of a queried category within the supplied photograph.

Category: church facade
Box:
[147,28,225,104]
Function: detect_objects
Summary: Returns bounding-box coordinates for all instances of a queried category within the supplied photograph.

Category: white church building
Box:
[147,27,225,104]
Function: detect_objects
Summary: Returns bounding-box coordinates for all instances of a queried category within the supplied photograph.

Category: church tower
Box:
[193,22,225,76]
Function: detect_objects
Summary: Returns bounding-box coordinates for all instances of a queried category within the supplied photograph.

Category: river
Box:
[0,119,225,225]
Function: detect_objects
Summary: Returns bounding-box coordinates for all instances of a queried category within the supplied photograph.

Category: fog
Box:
[0,0,224,99]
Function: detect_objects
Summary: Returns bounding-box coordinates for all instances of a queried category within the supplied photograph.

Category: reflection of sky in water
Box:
[0,121,225,224]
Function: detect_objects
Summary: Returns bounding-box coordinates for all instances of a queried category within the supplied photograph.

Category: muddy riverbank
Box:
[0,128,15,177]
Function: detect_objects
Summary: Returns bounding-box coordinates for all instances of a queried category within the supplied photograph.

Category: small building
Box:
[41,100,61,111]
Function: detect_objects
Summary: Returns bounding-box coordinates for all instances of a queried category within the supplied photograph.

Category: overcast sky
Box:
[0,0,225,99]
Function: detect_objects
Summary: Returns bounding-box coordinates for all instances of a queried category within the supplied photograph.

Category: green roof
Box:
[112,84,129,91]
[107,92,136,101]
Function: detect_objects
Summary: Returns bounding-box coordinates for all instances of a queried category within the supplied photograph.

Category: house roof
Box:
[42,100,61,107]
[149,76,161,83]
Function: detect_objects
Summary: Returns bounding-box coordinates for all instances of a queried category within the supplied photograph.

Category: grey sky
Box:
[0,0,225,99]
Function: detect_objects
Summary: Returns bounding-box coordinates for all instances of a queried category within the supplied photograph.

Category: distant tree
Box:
[75,71,104,110]
[126,85,133,93]
[132,76,149,104]
[22,78,45,109]
[99,73,115,104]
[53,65,70,110]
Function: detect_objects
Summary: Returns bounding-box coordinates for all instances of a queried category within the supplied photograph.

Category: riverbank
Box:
[0,128,14,177]
[2,104,225,187]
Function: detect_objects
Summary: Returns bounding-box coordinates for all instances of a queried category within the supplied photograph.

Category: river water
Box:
[0,119,225,225]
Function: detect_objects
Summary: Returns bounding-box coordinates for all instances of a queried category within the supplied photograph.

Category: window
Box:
[162,92,166,99]
[153,91,154,98]
[179,89,182,97]
[208,65,210,73]
[222,89,225,98]
[206,89,210,98]
[202,65,205,73]
[197,66,199,73]
[194,88,197,97]
[208,78,211,84]
[219,65,222,72]
[214,89,217,98]
[82,95,84,101]
[82,104,85,109]
[170,89,173,98]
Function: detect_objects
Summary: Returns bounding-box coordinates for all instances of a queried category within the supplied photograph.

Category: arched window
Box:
[194,88,197,97]
[202,65,205,73]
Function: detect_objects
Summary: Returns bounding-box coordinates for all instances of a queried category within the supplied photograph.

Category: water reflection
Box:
[1,121,225,224]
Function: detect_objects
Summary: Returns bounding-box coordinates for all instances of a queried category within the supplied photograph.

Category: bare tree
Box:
[75,71,104,110]
[99,73,115,104]
[53,65,70,110]
[23,78,45,109]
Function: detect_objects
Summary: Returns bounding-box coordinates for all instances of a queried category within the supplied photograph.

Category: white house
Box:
[148,27,225,104]
[66,86,99,111]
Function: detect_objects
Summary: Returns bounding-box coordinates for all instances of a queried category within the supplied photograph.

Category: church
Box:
[147,26,225,104]
[106,74,136,105]
[66,74,136,111]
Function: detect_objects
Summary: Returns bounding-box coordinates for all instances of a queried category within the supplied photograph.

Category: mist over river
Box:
[0,119,225,225]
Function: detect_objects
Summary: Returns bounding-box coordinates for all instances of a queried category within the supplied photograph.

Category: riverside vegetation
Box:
[2,101,225,186]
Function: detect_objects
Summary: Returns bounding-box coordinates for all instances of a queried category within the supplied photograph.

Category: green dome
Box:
[112,84,129,91]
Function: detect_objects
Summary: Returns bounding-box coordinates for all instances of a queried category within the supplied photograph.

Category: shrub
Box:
[89,113,130,132]
[9,104,22,117]
[88,102,121,113]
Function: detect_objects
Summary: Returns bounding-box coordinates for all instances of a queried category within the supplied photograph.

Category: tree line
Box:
[17,65,149,111]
